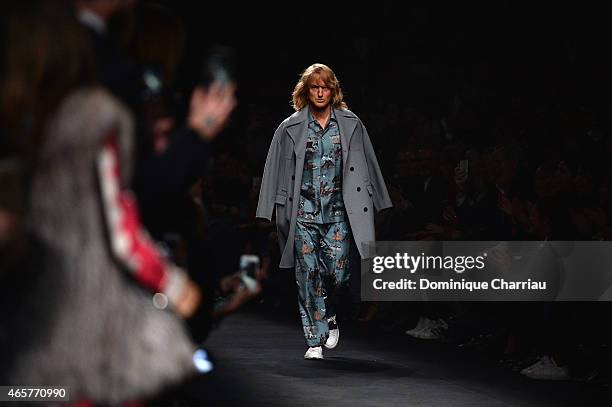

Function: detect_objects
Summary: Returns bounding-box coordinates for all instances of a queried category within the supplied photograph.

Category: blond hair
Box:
[291,63,347,111]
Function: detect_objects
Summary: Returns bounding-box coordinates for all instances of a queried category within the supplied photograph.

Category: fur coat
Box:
[3,88,197,405]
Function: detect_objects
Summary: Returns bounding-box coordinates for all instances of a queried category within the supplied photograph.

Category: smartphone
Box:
[201,45,236,87]
[239,254,260,293]
[240,254,260,277]
[459,159,469,175]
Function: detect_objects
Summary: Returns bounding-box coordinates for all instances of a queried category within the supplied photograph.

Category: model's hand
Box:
[188,80,237,141]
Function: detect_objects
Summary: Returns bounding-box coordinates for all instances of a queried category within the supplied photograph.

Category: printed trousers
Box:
[294,219,351,347]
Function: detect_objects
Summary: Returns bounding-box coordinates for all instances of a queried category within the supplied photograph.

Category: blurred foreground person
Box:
[99,2,239,343]
[1,2,203,404]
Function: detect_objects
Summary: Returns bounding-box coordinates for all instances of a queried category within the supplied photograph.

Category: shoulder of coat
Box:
[336,108,358,120]
[59,87,127,123]
[273,115,290,133]
[281,115,293,126]
[46,87,133,149]
[284,108,310,127]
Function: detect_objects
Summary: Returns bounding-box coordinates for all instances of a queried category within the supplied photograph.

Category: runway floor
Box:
[152,308,612,406]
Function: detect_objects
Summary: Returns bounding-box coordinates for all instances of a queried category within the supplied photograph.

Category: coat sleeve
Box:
[97,131,188,308]
[256,121,285,221]
[361,120,393,213]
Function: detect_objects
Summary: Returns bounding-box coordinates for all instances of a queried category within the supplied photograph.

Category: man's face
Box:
[308,75,332,110]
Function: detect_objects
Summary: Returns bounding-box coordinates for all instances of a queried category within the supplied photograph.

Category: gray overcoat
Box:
[256,107,392,268]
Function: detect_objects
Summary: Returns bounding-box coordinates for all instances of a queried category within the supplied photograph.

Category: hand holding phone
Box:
[188,45,237,141]
[187,82,236,141]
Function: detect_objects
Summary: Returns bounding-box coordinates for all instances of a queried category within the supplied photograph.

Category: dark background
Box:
[164,2,612,116]
[140,1,612,181]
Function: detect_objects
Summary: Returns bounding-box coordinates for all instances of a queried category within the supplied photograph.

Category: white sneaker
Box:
[325,316,339,349]
[304,346,323,360]
[436,318,449,330]
[325,329,339,349]
[409,318,448,340]
[405,316,432,337]
[521,356,570,380]
[413,325,442,340]
[414,318,448,340]
[520,356,550,375]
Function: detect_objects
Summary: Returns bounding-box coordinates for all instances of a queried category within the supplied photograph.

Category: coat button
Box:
[363,207,368,212]
[291,175,295,180]
[357,187,361,192]
[350,166,354,171]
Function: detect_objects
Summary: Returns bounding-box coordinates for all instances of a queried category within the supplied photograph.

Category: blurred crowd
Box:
[343,94,612,382]
[2,1,612,406]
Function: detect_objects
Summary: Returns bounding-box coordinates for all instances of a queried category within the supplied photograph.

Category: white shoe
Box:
[520,356,550,375]
[414,325,442,340]
[521,356,570,380]
[325,329,339,349]
[413,318,448,340]
[405,316,432,337]
[304,346,323,360]
[325,316,339,349]
[436,318,449,330]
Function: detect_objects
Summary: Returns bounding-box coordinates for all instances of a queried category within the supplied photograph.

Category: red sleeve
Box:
[97,131,186,303]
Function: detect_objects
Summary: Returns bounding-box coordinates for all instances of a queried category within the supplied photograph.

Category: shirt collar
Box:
[77,9,107,35]
[308,106,336,125]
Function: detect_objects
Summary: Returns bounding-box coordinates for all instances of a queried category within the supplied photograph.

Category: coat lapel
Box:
[286,108,308,160]
[334,107,358,170]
